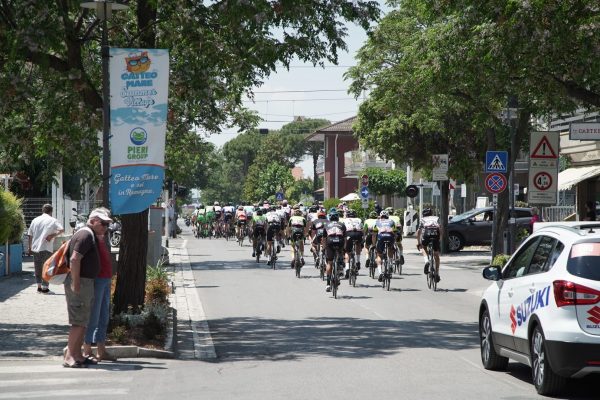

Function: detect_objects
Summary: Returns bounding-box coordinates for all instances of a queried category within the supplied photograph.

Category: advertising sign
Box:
[109,48,169,215]
[528,131,559,204]
[569,122,600,141]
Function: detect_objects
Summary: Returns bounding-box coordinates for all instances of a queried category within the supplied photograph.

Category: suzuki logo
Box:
[587,306,600,325]
[510,305,517,334]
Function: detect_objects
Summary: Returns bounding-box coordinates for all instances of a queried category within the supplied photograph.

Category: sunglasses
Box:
[98,220,110,227]
[127,57,149,66]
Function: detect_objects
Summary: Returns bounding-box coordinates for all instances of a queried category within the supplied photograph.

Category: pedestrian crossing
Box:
[0,363,135,399]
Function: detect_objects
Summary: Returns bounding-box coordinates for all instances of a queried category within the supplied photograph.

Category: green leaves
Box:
[361,167,406,196]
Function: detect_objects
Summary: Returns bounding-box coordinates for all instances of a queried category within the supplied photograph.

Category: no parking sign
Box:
[485,173,507,194]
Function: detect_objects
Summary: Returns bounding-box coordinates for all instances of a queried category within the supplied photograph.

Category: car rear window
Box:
[568,242,600,281]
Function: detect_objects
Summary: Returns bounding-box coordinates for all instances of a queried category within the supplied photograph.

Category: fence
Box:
[22,197,101,233]
[541,206,576,222]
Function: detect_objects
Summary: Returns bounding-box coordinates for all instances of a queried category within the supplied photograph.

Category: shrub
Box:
[492,254,510,268]
[110,325,127,343]
[322,198,340,212]
[0,189,25,244]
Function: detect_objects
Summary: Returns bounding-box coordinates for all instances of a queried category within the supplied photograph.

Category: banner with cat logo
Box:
[109,48,169,215]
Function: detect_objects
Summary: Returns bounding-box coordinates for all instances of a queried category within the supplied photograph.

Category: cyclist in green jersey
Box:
[363,211,378,251]
[251,209,267,258]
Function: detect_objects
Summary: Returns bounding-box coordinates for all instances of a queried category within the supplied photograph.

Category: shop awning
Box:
[558,165,600,191]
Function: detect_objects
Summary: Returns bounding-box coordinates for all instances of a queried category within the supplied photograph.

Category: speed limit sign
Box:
[533,172,552,191]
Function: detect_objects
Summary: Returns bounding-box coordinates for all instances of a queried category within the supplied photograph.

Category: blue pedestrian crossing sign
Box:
[275,192,284,201]
[485,151,508,173]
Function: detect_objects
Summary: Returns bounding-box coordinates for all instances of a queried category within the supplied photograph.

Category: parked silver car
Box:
[447,207,533,251]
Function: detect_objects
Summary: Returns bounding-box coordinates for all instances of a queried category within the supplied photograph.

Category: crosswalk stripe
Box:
[0,388,129,399]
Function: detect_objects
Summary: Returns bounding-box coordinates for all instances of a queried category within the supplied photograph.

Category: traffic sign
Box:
[528,131,559,204]
[361,198,369,209]
[485,173,507,194]
[361,174,369,187]
[275,192,284,201]
[533,171,553,191]
[432,154,448,181]
[360,186,369,199]
[485,151,508,173]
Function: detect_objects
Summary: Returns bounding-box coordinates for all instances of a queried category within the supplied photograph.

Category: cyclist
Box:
[205,204,215,236]
[223,202,235,236]
[191,205,201,237]
[213,201,223,236]
[342,209,363,277]
[417,207,441,282]
[235,205,248,242]
[306,205,319,224]
[281,199,291,222]
[194,204,207,237]
[386,207,405,266]
[265,206,283,265]
[251,208,267,258]
[309,209,328,259]
[288,208,308,268]
[276,205,287,248]
[323,210,347,292]
[372,210,396,282]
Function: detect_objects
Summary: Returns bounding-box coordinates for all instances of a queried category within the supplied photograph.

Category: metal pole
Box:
[101,2,111,208]
[509,119,516,254]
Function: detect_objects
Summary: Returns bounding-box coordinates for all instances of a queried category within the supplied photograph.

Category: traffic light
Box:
[259,128,269,134]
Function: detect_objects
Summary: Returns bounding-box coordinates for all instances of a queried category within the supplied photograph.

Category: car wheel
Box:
[530,325,567,395]
[447,232,464,252]
[479,309,508,370]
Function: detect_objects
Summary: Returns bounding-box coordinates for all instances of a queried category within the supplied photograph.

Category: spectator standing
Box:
[529,207,541,233]
[63,208,111,368]
[83,208,117,362]
[27,204,64,294]
[584,201,597,221]
[374,201,382,216]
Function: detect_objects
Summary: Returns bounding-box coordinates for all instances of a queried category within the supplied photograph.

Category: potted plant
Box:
[0,189,25,276]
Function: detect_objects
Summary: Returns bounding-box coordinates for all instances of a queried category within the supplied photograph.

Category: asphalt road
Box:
[1,225,597,399]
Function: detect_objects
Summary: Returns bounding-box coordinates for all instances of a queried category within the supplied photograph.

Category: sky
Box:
[203,16,378,179]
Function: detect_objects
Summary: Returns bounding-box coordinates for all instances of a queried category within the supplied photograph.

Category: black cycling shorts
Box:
[365,233,374,247]
[290,228,304,242]
[236,220,247,227]
[345,231,363,253]
[325,236,344,261]
[253,226,265,239]
[422,236,440,252]
[266,224,280,242]
[376,235,395,254]
[224,213,233,223]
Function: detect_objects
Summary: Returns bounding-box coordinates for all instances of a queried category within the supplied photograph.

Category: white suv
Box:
[479,222,600,396]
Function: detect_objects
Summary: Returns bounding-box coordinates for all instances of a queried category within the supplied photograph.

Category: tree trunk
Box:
[312,144,320,191]
[113,210,149,314]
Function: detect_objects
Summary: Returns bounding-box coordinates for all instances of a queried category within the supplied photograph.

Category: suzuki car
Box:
[478,222,600,395]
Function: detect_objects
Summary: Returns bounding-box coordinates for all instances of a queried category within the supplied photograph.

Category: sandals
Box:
[62,360,86,368]
[83,356,98,365]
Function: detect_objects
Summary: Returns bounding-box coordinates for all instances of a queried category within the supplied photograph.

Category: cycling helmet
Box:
[292,204,300,210]
[380,210,389,218]
[329,207,338,215]
[214,201,219,206]
[369,211,377,219]
[346,209,357,218]
[293,209,303,216]
[422,208,433,217]
[196,206,200,210]
[309,205,318,213]
[256,209,263,216]
[317,209,326,218]
[385,207,394,213]
[237,205,243,210]
[329,212,339,221]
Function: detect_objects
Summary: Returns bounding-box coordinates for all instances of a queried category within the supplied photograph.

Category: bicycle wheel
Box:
[272,246,277,270]
[426,247,433,289]
[430,253,437,291]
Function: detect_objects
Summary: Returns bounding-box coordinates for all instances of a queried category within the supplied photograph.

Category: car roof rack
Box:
[533,222,600,235]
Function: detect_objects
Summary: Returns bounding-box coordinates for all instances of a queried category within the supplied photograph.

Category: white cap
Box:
[89,208,113,222]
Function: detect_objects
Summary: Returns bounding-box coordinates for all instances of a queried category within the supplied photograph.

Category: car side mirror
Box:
[482,265,501,281]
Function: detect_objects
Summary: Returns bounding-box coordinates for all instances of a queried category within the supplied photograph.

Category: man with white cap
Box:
[63,207,112,368]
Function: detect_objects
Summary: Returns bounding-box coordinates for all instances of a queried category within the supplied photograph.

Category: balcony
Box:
[344,150,394,177]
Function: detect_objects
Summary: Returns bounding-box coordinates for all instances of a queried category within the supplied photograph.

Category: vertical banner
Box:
[109,48,169,215]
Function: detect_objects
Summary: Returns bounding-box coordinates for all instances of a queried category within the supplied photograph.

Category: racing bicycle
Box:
[426,241,438,291]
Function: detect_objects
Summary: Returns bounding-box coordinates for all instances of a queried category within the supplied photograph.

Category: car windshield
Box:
[449,209,483,223]
[567,241,600,281]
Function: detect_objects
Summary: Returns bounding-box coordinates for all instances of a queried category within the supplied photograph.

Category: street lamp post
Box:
[503,95,519,254]
[80,1,128,208]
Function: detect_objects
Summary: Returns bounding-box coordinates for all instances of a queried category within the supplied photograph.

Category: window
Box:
[546,241,565,272]
[527,236,555,275]
[503,237,540,279]
[567,241,600,281]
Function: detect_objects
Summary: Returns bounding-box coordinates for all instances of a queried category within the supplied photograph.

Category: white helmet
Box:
[214,201,219,206]
[380,210,389,218]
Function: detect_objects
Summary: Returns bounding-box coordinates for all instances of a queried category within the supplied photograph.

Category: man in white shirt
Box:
[27,204,64,293]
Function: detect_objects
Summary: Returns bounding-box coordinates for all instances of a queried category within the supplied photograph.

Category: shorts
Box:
[224,213,233,223]
[237,220,247,227]
[376,235,395,254]
[290,228,304,242]
[64,275,95,326]
[312,232,324,245]
[325,236,344,261]
[365,233,374,247]
[267,224,280,242]
[345,231,364,252]
[253,226,266,239]
[422,236,440,252]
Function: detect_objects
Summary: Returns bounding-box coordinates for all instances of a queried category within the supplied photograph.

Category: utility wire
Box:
[244,97,359,103]
[253,89,348,94]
